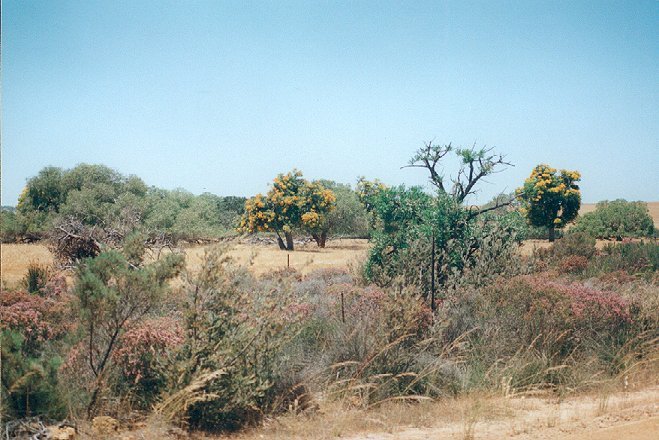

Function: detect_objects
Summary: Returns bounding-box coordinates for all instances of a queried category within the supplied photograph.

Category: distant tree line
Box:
[0,164,246,246]
[0,165,373,254]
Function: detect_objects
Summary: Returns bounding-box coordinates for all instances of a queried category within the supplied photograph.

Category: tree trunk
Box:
[548,225,556,242]
[312,232,328,248]
[285,231,294,251]
[275,231,287,250]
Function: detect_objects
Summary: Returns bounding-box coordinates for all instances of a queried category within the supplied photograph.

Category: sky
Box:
[2,0,658,206]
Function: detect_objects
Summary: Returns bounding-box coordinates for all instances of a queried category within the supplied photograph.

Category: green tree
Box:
[17,166,66,214]
[302,180,369,246]
[573,199,655,240]
[516,164,581,242]
[366,142,520,310]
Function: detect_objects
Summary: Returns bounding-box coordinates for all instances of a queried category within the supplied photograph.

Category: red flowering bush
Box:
[558,255,589,274]
[0,283,72,347]
[1,279,73,418]
[111,317,184,407]
[480,275,631,355]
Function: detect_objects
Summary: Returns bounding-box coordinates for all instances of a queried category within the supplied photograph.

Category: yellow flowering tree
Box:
[516,164,581,242]
[238,170,336,250]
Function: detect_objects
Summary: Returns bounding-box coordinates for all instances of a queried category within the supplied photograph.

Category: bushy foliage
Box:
[0,209,25,242]
[558,255,590,274]
[441,275,638,391]
[13,164,245,246]
[71,242,184,416]
[310,180,370,241]
[588,241,659,276]
[158,249,308,431]
[517,164,581,241]
[111,317,184,409]
[0,277,72,419]
[574,199,655,239]
[21,263,51,294]
[552,231,597,260]
[364,186,525,300]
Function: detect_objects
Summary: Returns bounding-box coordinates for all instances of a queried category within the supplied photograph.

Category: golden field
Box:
[1,239,370,289]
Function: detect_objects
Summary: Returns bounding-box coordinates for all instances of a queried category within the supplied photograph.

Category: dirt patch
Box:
[340,387,659,440]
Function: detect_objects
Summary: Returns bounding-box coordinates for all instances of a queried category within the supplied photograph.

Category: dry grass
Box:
[228,394,510,440]
[178,238,368,276]
[0,239,370,288]
[1,243,54,288]
[228,387,659,440]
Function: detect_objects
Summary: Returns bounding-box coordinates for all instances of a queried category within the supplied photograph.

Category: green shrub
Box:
[21,263,51,294]
[0,283,72,419]
[552,231,597,260]
[588,241,659,276]
[0,209,24,242]
[574,200,655,239]
[158,249,307,431]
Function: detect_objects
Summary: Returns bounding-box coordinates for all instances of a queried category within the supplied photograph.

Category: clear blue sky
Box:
[2,0,658,205]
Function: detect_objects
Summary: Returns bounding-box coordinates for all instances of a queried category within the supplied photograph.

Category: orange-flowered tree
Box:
[516,164,581,242]
[238,170,336,250]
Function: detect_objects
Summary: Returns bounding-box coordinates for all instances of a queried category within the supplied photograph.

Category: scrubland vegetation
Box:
[1,143,657,438]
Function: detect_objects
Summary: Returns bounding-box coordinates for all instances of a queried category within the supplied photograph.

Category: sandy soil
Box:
[341,387,658,440]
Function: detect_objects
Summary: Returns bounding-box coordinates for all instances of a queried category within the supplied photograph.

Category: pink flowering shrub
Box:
[58,341,96,394]
[543,279,630,324]
[111,317,184,405]
[481,275,632,354]
[0,284,72,347]
[1,279,73,418]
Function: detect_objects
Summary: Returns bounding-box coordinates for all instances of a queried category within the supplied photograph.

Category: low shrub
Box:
[21,263,51,294]
[558,255,589,274]
[157,249,308,432]
[441,275,638,392]
[552,231,597,260]
[588,241,659,276]
[0,283,73,419]
[111,317,184,409]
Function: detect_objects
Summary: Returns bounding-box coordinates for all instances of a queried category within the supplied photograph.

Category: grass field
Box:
[2,202,657,288]
[1,243,55,288]
[184,238,369,275]
[0,239,369,288]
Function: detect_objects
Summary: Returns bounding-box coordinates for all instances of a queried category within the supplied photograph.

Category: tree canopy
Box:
[516,164,581,241]
[238,170,336,250]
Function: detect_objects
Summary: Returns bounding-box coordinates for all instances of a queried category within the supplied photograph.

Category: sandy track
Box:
[345,388,658,440]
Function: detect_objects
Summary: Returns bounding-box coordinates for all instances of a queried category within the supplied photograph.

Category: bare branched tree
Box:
[402,141,514,217]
